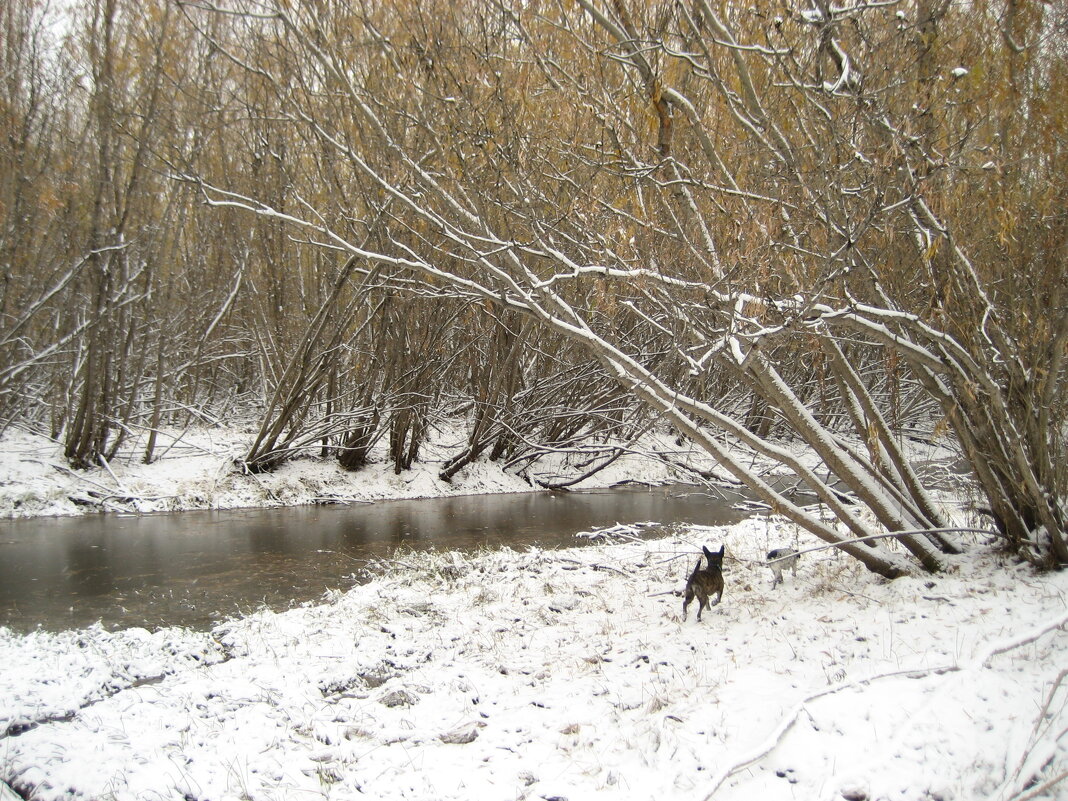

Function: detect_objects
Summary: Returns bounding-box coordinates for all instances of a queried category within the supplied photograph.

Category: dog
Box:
[766,547,800,588]
[682,545,725,621]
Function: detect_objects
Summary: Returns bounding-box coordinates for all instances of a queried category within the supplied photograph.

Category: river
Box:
[0,484,748,632]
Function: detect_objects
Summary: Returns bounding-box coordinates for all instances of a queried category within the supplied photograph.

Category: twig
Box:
[1009,771,1068,801]
[574,521,658,543]
[238,466,280,502]
[555,556,630,577]
[777,527,1000,562]
[535,443,629,490]
[655,553,694,566]
[1026,668,1068,750]
[827,583,882,604]
[701,609,1068,800]
[700,664,953,800]
[1,651,233,742]
[971,609,1068,669]
[996,668,1068,801]
[50,463,115,494]
[97,454,130,496]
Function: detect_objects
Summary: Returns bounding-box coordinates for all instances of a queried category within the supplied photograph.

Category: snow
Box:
[0,423,700,519]
[2,522,1066,801]
[4,422,1055,799]
[0,412,961,523]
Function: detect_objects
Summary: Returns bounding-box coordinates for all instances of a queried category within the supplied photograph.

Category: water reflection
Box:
[0,485,745,633]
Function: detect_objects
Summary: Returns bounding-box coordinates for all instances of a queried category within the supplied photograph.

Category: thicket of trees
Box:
[2,0,1065,573]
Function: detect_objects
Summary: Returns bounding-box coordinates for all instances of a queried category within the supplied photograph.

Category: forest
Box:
[2,0,1066,574]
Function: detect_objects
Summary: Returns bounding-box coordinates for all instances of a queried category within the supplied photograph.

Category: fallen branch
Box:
[1009,771,1068,801]
[49,463,116,495]
[971,609,1068,669]
[701,609,1068,800]
[699,664,953,800]
[534,444,628,490]
[996,668,1068,801]
[775,527,999,563]
[555,556,631,577]
[0,653,231,742]
[97,453,131,496]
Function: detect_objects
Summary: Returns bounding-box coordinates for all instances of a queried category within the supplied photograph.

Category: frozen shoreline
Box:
[3,523,1067,800]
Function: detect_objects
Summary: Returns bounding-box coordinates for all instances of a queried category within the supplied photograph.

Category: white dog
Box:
[766,547,800,588]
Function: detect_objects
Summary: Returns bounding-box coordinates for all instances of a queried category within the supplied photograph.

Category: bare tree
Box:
[177,0,1068,574]
[3,0,1062,574]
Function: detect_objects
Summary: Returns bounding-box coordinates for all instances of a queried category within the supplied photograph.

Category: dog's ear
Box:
[703,545,714,559]
[717,545,725,557]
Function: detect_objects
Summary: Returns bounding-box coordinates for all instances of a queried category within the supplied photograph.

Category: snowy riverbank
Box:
[4,421,1062,800]
[0,423,715,520]
[3,521,1067,800]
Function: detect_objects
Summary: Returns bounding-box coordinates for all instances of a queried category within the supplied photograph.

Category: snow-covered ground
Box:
[3,422,1063,800]
[0,423,711,519]
[2,522,1066,801]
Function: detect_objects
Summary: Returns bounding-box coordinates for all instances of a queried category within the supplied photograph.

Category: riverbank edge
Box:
[0,422,725,521]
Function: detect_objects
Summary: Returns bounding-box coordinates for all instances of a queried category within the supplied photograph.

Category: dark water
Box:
[0,485,746,633]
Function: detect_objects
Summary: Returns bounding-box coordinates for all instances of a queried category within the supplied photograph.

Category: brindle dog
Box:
[682,545,725,622]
